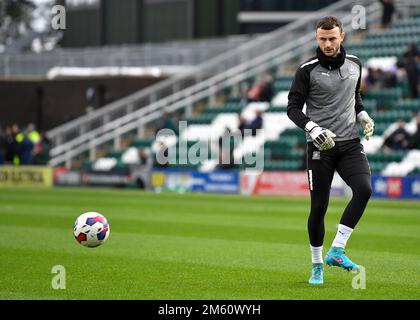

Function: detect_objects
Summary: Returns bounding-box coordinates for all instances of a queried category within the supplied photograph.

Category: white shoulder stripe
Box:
[300,59,319,69]
[347,54,359,59]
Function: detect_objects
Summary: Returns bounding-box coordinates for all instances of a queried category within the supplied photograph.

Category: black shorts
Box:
[306,138,371,191]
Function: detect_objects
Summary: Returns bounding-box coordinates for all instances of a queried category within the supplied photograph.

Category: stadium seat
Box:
[130,138,154,148]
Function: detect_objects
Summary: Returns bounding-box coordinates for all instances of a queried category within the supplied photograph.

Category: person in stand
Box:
[379,0,395,28]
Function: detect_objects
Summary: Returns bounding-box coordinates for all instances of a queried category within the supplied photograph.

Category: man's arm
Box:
[350,56,375,140]
[287,63,336,150]
[287,66,311,129]
[354,60,365,115]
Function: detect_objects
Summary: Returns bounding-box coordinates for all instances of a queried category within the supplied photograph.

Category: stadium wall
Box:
[0,75,165,130]
[61,0,240,47]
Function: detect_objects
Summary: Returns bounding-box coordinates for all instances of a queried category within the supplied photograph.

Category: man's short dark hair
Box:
[316,16,343,32]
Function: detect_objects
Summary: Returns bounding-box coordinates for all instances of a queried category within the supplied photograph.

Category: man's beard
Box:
[323,47,339,56]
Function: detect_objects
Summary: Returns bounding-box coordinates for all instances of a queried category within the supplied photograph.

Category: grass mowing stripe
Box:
[1,233,419,300]
[2,224,420,275]
[3,215,420,257]
[2,210,420,241]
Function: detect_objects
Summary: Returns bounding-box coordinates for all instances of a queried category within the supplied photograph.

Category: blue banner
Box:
[151,169,240,194]
[371,175,420,199]
[192,171,240,193]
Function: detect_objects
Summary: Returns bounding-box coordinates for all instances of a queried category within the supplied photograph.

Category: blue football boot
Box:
[308,263,324,285]
[325,247,360,272]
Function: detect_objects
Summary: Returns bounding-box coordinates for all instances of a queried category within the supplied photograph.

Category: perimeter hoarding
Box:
[151,169,240,194]
[371,175,420,199]
[0,166,53,187]
[240,171,310,196]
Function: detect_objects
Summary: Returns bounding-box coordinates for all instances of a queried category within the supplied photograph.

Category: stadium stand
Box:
[77,11,420,177]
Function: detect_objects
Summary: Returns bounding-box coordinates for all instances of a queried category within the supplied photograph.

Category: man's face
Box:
[316,26,345,57]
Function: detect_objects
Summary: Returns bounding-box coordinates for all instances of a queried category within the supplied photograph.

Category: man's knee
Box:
[352,178,372,200]
[309,202,328,220]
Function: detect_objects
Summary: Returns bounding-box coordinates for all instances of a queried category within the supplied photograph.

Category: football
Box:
[73,212,110,247]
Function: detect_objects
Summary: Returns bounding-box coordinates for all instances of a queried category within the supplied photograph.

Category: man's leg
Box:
[306,143,335,284]
[325,140,372,271]
[338,173,372,230]
[308,175,334,248]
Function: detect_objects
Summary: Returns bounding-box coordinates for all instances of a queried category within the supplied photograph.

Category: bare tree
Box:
[0,0,61,53]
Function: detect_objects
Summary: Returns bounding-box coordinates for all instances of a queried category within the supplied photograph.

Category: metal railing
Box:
[0,36,251,77]
[47,0,382,167]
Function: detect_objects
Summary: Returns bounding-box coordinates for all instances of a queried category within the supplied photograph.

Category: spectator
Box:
[1,124,51,165]
[246,110,264,136]
[247,74,274,103]
[383,70,397,88]
[15,130,34,165]
[155,112,178,135]
[85,87,95,112]
[363,67,398,93]
[138,148,152,166]
[27,123,40,145]
[237,116,247,138]
[399,43,420,99]
[0,125,6,165]
[153,141,169,168]
[364,67,380,91]
[133,148,154,189]
[7,124,20,164]
[85,85,106,111]
[383,119,411,151]
[408,114,420,149]
[258,75,274,102]
[4,126,14,164]
[379,0,395,28]
[32,132,51,165]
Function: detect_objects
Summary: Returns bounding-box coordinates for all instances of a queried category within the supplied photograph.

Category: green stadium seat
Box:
[184,114,217,124]
[273,79,293,92]
[367,151,407,163]
[396,99,420,113]
[105,150,124,159]
[280,128,307,144]
[369,161,388,173]
[263,160,303,171]
[285,151,305,162]
[363,99,377,113]
[202,103,243,115]
[130,138,154,148]
[364,88,402,108]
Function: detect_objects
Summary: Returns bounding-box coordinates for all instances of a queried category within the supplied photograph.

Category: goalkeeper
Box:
[287,16,374,285]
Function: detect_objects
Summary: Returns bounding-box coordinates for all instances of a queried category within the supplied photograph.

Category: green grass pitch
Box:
[1,187,420,300]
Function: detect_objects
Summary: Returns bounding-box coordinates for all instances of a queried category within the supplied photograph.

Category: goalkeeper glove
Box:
[357,111,374,140]
[305,121,336,151]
